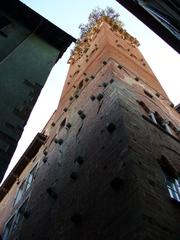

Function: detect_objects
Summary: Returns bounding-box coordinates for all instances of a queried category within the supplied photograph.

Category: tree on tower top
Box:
[68,7,139,64]
[79,7,124,38]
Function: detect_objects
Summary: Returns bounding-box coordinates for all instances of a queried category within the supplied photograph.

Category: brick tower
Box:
[0,15,180,240]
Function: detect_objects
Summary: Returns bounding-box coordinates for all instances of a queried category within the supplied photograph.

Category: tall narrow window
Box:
[25,164,37,191]
[158,155,180,202]
[14,180,26,205]
[148,111,157,124]
[14,165,37,206]
[166,176,180,202]
[162,120,172,134]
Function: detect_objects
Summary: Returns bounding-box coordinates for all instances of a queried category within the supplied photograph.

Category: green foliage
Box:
[69,7,124,59]
[79,7,123,38]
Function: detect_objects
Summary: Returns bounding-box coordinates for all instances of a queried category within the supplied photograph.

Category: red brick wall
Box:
[0,20,179,240]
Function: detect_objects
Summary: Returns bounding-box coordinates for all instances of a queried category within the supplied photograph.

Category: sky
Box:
[2,0,180,182]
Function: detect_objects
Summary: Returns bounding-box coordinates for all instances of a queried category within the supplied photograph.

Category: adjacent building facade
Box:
[0,0,75,181]
[0,16,180,240]
[116,0,180,53]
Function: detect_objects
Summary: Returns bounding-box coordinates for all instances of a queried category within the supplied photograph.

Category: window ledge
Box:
[142,115,180,143]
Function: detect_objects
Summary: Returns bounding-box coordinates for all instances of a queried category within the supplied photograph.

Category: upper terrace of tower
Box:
[68,16,140,65]
[57,16,170,109]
